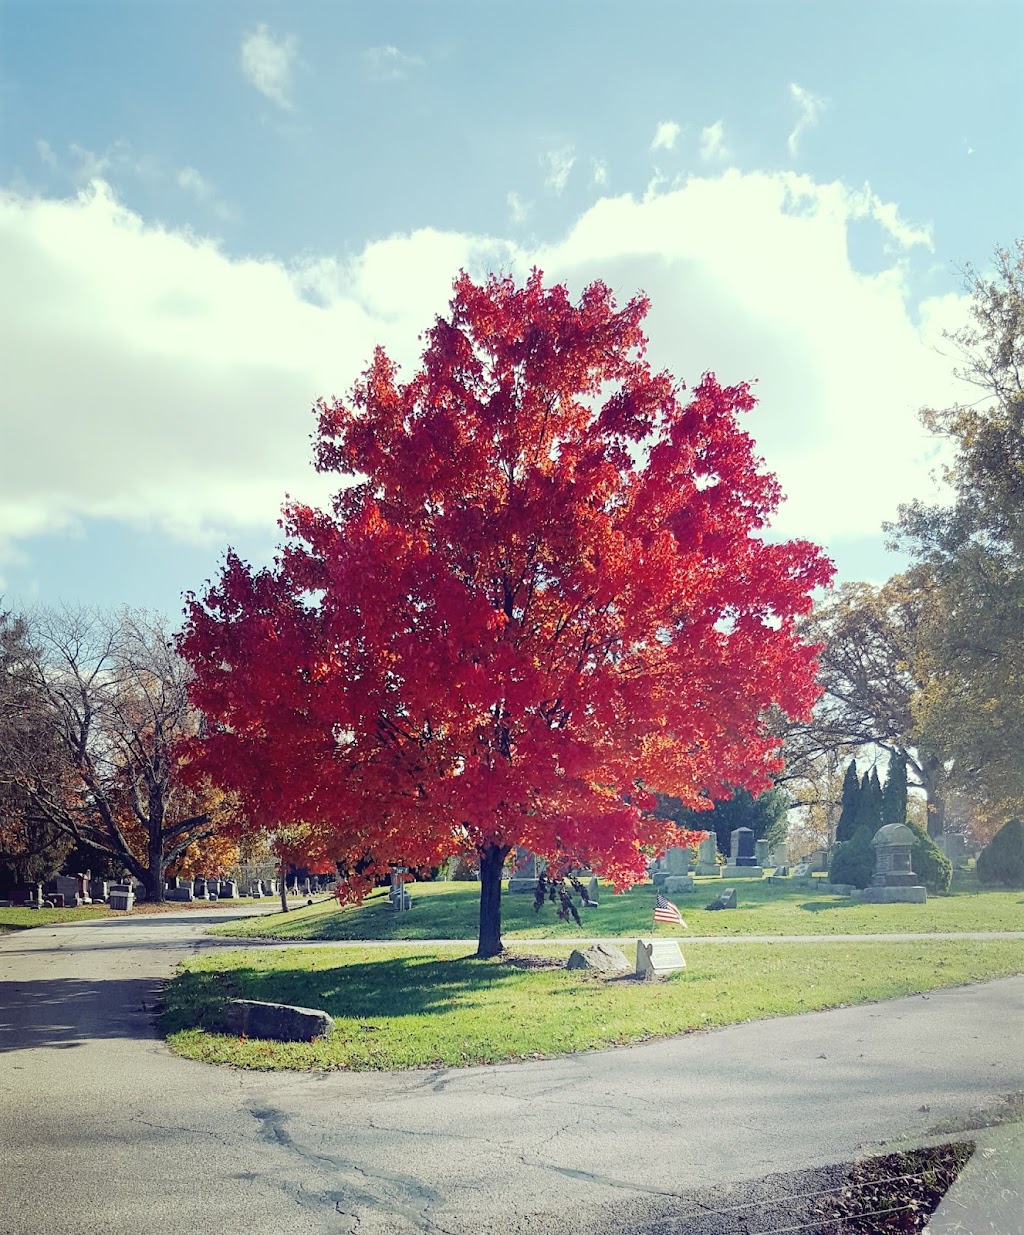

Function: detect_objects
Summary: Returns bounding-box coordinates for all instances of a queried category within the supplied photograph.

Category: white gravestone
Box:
[635,938,686,977]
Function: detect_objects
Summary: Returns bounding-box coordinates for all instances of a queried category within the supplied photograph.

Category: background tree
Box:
[798,574,950,834]
[181,270,832,956]
[834,758,861,842]
[891,242,1024,827]
[655,785,788,857]
[2,609,235,902]
[853,768,884,836]
[881,749,908,825]
[0,609,73,899]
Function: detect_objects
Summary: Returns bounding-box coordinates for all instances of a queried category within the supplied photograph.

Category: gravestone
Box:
[770,839,788,867]
[508,847,540,894]
[248,884,263,898]
[663,875,694,895]
[54,876,83,906]
[791,862,812,878]
[724,828,763,878]
[695,833,721,876]
[166,884,194,902]
[665,847,689,876]
[88,879,108,902]
[937,833,969,869]
[856,823,927,904]
[635,938,686,978]
[705,887,737,911]
[754,839,771,867]
[108,883,135,912]
[579,874,600,905]
[806,848,829,872]
[218,881,239,899]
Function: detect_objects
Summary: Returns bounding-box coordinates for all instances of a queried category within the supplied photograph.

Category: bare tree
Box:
[2,608,229,901]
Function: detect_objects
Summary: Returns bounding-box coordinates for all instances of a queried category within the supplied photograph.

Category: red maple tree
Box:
[179,270,833,955]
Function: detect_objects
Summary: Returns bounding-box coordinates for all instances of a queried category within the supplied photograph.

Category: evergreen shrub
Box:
[906,821,953,894]
[828,826,875,889]
[977,819,1024,888]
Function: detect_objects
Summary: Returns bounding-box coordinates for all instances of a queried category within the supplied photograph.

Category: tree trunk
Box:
[476,844,510,958]
[143,855,165,903]
[922,756,947,837]
[279,859,289,913]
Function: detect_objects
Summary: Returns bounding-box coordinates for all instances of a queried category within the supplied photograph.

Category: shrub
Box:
[905,821,953,894]
[977,818,1024,888]
[828,826,875,889]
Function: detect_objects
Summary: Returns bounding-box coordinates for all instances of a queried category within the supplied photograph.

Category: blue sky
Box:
[2,1,1021,622]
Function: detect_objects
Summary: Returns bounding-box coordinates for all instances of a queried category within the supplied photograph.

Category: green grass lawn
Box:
[210,877,1024,942]
[0,905,111,933]
[163,937,1024,1071]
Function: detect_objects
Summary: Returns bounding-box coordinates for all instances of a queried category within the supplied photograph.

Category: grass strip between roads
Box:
[163,937,1024,1071]
[210,878,1024,942]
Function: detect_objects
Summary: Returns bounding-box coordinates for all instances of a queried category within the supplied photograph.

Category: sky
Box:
[1,1,1022,625]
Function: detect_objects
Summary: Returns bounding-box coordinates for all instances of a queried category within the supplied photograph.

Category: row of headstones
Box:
[505,850,601,903]
[649,830,796,892]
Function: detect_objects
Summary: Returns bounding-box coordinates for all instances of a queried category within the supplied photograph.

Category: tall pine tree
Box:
[835,759,861,842]
[853,769,883,835]
[881,749,908,826]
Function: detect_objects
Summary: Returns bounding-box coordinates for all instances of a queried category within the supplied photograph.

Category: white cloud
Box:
[542,147,575,195]
[176,167,232,219]
[240,23,298,111]
[36,140,58,169]
[363,45,424,80]
[698,120,730,162]
[507,191,530,224]
[591,158,609,188]
[650,121,681,152]
[787,83,827,157]
[0,169,966,576]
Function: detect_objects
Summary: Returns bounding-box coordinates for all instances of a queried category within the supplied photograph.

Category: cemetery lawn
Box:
[163,938,1024,1071]
[210,879,1024,942]
[0,905,110,933]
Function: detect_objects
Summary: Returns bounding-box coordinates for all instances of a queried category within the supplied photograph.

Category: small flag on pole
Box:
[654,893,685,926]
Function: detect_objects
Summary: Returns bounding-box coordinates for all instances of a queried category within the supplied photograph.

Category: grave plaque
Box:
[635,938,686,978]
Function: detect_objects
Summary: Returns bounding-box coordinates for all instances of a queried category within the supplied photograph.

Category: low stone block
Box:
[219,999,334,1042]
[722,865,764,880]
[166,887,193,902]
[506,878,539,894]
[663,875,694,895]
[565,943,631,974]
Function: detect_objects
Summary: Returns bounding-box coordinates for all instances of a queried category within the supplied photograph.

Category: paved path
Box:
[2,911,1022,1234]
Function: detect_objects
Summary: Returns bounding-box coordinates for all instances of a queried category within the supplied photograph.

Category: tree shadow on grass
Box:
[798,899,868,913]
[162,954,530,1035]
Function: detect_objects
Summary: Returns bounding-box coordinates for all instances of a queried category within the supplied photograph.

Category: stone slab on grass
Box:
[219,999,334,1042]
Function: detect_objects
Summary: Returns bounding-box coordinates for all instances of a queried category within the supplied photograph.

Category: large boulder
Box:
[565,943,631,974]
[219,999,334,1042]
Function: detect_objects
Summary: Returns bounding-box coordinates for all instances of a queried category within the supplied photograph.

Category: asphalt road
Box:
[1,910,1022,1235]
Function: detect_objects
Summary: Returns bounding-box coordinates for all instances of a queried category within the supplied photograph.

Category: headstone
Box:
[108,884,135,911]
[754,839,771,867]
[724,829,763,877]
[695,833,721,876]
[937,833,969,868]
[791,862,811,878]
[665,846,689,876]
[248,884,263,898]
[508,847,540,894]
[566,943,630,974]
[806,848,829,872]
[856,823,927,904]
[88,879,108,902]
[635,938,686,978]
[166,885,194,902]
[663,875,694,895]
[770,839,789,867]
[193,878,208,897]
[218,881,239,899]
[581,875,599,905]
[731,828,757,867]
[54,876,83,906]
[705,887,737,911]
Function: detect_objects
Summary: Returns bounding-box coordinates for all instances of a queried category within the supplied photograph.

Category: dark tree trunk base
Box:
[477,844,510,958]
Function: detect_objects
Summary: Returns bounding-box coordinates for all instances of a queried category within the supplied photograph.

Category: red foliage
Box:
[179,270,832,900]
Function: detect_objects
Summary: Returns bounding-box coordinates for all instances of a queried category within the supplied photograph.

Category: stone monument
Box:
[695,833,721,876]
[507,847,541,894]
[723,827,764,878]
[856,823,927,904]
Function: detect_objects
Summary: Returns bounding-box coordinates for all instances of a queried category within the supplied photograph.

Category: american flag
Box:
[654,893,685,926]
